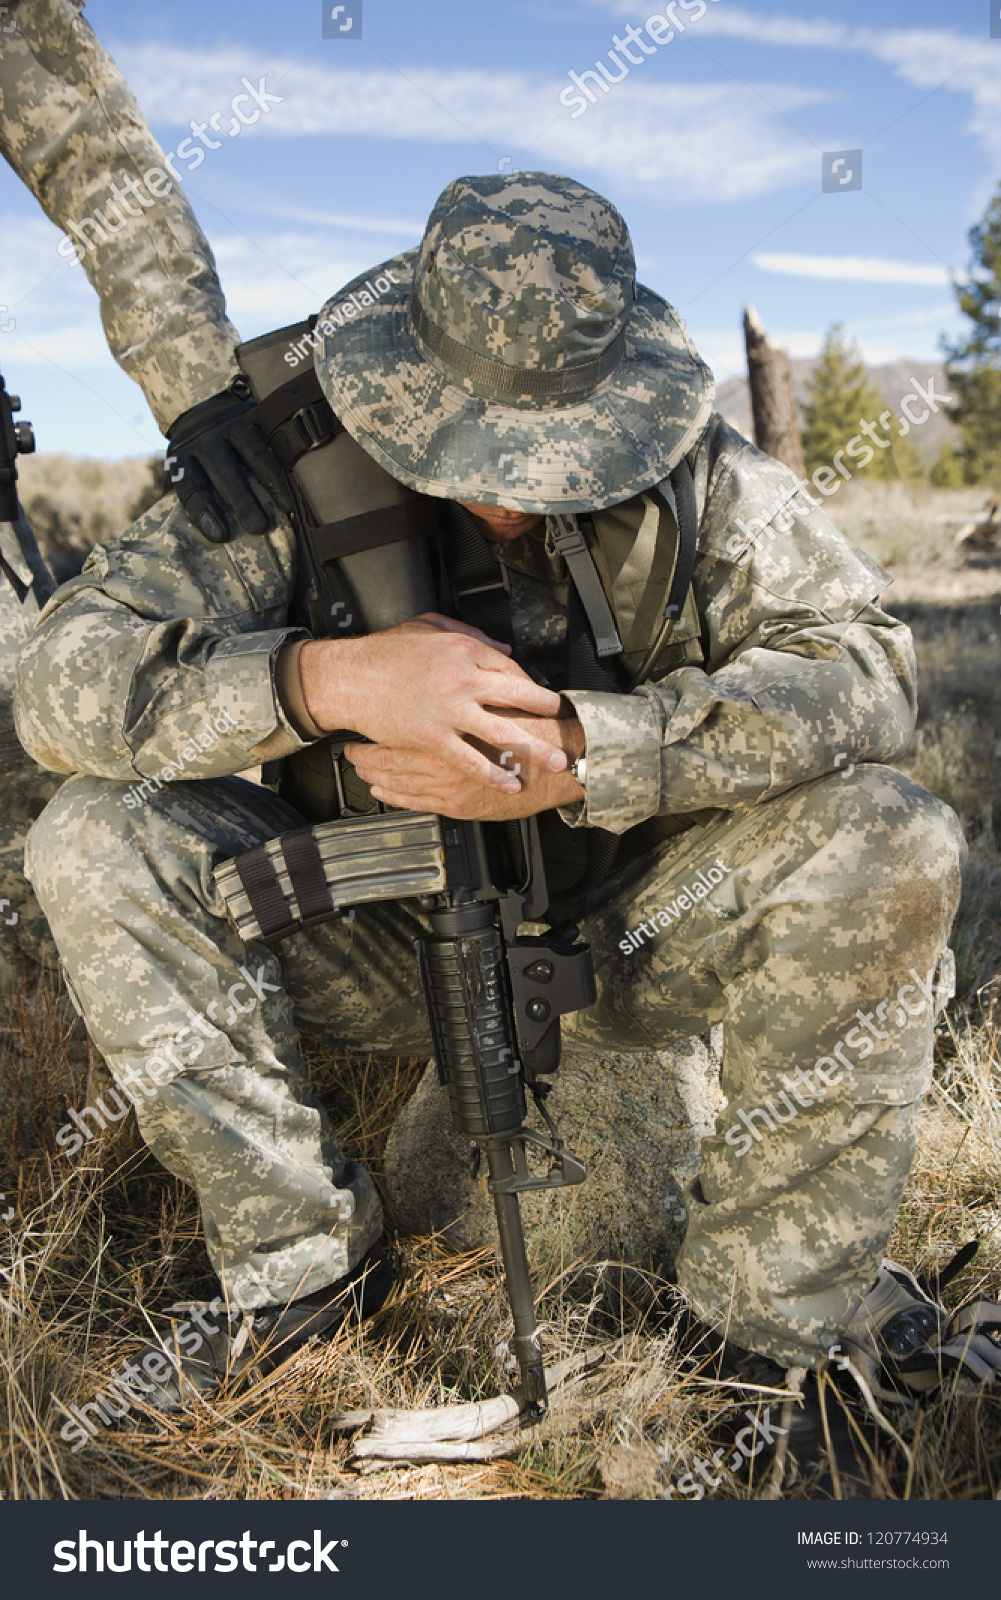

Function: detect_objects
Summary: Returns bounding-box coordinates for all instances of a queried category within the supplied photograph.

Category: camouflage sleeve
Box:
[563,418,916,834]
[0,0,240,429]
[13,496,315,778]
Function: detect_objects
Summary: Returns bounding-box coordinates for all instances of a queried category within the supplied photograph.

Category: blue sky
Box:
[2,0,999,456]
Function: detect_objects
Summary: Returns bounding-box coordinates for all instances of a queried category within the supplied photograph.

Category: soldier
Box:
[0,0,287,979]
[15,173,999,1467]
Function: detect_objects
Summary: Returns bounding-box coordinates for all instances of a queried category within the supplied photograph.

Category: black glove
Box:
[165,376,293,544]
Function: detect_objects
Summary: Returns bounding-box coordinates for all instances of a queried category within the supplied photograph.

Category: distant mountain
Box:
[715,358,959,462]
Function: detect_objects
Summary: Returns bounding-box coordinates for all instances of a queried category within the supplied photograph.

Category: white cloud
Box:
[751,253,956,285]
[244,202,426,237]
[111,43,825,205]
[585,0,851,50]
[0,214,113,367]
[209,232,391,334]
[604,6,1001,170]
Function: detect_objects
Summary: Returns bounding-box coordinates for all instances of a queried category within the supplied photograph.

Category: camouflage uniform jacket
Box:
[13,411,917,836]
[1,0,240,428]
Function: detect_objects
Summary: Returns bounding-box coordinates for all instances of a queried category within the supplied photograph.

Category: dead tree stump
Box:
[743,305,806,477]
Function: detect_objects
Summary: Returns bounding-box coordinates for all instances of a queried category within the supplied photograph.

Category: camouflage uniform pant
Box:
[25,761,964,1365]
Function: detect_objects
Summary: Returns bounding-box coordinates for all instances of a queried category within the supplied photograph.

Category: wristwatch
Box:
[571,752,587,787]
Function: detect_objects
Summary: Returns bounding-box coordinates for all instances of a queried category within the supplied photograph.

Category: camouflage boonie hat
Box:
[314,172,715,513]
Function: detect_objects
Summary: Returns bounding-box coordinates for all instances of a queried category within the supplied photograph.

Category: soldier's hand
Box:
[166,378,292,544]
[300,614,568,788]
[346,722,585,818]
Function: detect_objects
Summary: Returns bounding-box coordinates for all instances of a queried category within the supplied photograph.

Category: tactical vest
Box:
[237,320,707,870]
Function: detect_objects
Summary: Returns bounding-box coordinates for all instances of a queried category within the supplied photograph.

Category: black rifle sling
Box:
[549,515,622,658]
[553,457,700,904]
[446,503,515,646]
[446,503,626,662]
[662,456,699,627]
[445,502,626,907]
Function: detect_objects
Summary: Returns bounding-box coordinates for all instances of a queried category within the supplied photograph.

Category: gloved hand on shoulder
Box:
[165,376,293,544]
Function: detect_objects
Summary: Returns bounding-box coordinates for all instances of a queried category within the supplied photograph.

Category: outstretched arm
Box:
[0,0,241,428]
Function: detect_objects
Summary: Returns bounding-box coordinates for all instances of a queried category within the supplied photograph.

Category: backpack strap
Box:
[625,456,700,689]
[257,363,343,473]
[447,503,515,646]
[548,514,622,659]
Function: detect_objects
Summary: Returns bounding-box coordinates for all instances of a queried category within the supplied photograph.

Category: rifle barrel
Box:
[487,1145,548,1418]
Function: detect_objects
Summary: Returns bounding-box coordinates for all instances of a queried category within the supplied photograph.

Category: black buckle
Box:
[291,402,335,452]
[269,401,338,473]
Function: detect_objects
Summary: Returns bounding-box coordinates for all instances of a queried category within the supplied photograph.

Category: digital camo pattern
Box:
[0,514,61,973]
[14,321,958,1348]
[14,493,310,780]
[563,414,918,833]
[1,0,240,428]
[575,762,964,1363]
[25,772,404,1302]
[314,173,716,512]
[15,417,917,847]
[25,759,963,1357]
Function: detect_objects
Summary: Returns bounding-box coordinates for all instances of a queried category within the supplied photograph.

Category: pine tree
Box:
[930,443,965,487]
[801,325,902,483]
[943,183,1001,485]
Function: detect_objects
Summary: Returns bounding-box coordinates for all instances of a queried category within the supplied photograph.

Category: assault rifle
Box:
[0,368,35,523]
[213,322,594,1419]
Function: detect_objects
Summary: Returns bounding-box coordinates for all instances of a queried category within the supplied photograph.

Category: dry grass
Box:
[0,477,999,1501]
[820,478,989,574]
[1,981,998,1503]
[16,454,160,584]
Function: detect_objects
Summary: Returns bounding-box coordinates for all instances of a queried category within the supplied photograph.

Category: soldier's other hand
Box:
[300,614,567,788]
[345,740,582,820]
[165,378,292,544]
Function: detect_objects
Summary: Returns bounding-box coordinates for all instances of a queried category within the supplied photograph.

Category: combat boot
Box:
[126,1240,395,1414]
[658,1289,877,1497]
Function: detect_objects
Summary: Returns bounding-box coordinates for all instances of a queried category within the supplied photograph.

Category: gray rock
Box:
[383,1030,724,1274]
